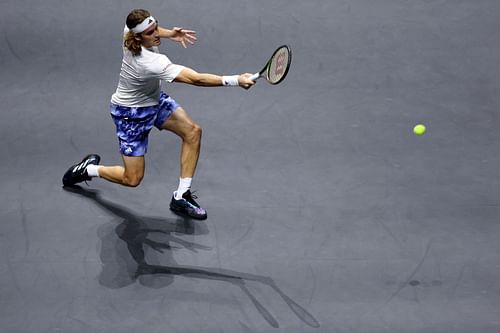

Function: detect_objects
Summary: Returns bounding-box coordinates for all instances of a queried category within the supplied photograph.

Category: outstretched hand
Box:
[239,73,256,90]
[170,27,197,48]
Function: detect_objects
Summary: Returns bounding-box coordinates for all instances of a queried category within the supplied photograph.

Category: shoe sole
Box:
[169,204,207,220]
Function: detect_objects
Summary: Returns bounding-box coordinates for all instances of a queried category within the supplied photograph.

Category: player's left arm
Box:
[158,26,197,48]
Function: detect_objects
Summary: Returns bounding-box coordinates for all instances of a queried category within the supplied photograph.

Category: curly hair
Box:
[123,9,151,56]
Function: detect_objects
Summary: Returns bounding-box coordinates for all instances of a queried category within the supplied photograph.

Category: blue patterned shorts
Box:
[110,91,180,156]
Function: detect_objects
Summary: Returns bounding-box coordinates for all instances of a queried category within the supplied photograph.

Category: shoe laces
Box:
[184,190,202,208]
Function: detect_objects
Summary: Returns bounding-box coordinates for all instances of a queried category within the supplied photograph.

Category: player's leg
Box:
[98,155,145,187]
[157,97,206,220]
[62,154,145,187]
[62,104,152,188]
[161,106,202,179]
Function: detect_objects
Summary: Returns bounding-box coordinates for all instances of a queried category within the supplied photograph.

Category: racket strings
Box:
[267,47,290,84]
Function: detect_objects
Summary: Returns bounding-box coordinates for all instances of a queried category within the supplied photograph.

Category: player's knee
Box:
[186,123,202,144]
[193,123,202,140]
[123,173,143,187]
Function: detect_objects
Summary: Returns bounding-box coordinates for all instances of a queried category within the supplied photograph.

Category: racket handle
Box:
[249,72,260,81]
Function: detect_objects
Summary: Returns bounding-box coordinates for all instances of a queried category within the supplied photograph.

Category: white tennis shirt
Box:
[111,27,185,107]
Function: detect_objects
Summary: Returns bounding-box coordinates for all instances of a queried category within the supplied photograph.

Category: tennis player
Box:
[62,9,255,220]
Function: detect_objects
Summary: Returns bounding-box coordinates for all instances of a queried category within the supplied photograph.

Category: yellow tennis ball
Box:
[413,124,426,136]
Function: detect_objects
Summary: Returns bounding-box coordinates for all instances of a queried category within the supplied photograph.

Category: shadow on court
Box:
[63,186,320,329]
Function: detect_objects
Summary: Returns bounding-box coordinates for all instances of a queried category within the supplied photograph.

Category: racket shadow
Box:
[63,185,320,328]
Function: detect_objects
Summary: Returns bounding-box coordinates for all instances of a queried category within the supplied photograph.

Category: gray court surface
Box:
[1,1,500,332]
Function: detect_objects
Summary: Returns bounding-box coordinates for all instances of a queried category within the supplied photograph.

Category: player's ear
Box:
[134,34,142,42]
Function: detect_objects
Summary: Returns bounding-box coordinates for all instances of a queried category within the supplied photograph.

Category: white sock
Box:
[86,165,101,177]
[175,177,192,199]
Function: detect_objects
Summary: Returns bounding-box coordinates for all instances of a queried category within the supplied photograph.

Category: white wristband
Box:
[222,75,239,86]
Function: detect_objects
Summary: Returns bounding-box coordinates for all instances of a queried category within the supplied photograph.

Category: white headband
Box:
[131,16,156,34]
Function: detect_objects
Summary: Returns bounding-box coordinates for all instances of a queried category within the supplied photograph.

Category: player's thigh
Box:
[122,155,145,179]
[160,107,199,137]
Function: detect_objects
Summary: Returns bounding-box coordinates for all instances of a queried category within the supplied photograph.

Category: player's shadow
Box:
[64,186,320,328]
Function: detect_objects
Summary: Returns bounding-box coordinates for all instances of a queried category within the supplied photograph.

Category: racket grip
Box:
[249,72,260,81]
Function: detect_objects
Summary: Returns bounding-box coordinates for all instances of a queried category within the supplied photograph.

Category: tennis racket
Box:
[250,45,292,84]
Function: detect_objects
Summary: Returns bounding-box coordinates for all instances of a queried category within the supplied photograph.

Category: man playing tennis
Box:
[62,9,255,219]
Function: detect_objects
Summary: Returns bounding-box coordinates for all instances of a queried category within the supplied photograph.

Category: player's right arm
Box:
[174,67,254,89]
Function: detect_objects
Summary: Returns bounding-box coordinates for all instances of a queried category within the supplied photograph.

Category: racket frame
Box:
[250,45,291,84]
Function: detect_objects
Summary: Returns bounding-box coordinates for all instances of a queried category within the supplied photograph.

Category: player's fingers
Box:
[243,80,255,90]
[242,73,257,83]
[177,28,197,37]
